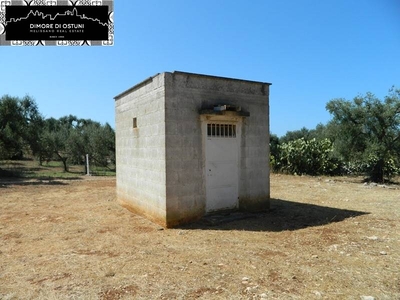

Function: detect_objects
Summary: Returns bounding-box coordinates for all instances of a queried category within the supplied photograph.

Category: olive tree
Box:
[326,87,400,182]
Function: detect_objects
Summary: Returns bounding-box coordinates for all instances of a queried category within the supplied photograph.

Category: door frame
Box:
[200,114,243,213]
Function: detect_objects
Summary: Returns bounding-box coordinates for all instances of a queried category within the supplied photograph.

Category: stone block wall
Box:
[164,72,270,226]
[115,73,168,226]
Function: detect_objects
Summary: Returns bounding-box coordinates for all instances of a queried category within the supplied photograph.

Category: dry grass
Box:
[0,174,399,299]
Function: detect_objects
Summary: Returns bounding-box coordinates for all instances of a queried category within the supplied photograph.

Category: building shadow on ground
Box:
[0,176,82,188]
[180,198,369,232]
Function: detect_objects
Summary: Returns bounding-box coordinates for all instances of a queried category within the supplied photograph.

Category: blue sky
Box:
[1,0,399,136]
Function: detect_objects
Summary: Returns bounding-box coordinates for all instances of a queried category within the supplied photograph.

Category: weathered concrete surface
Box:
[115,71,270,227]
[115,73,167,227]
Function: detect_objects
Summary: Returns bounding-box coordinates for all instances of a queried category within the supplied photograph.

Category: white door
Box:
[205,123,239,212]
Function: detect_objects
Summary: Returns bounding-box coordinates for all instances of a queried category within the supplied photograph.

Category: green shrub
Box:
[276,138,340,176]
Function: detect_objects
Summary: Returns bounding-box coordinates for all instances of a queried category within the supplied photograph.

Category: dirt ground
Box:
[0,174,399,299]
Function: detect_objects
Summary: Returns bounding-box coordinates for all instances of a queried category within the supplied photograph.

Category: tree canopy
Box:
[326,87,400,182]
[0,95,43,159]
[0,95,115,172]
[272,87,400,183]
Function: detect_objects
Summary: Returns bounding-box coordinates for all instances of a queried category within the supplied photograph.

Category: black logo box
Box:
[6,6,109,41]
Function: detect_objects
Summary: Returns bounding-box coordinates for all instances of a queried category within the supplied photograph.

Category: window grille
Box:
[207,123,236,138]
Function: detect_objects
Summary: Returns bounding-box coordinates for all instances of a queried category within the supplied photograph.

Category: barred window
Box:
[207,123,236,138]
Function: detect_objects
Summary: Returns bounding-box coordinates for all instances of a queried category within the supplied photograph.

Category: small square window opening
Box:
[207,123,236,138]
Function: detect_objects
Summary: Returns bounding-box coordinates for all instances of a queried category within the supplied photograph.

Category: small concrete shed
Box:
[114,71,271,227]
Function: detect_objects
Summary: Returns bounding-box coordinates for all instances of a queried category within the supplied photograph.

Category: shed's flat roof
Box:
[114,73,160,100]
[114,71,272,100]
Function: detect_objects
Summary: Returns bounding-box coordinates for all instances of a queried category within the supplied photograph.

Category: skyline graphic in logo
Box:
[7,7,107,26]
[0,0,114,46]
